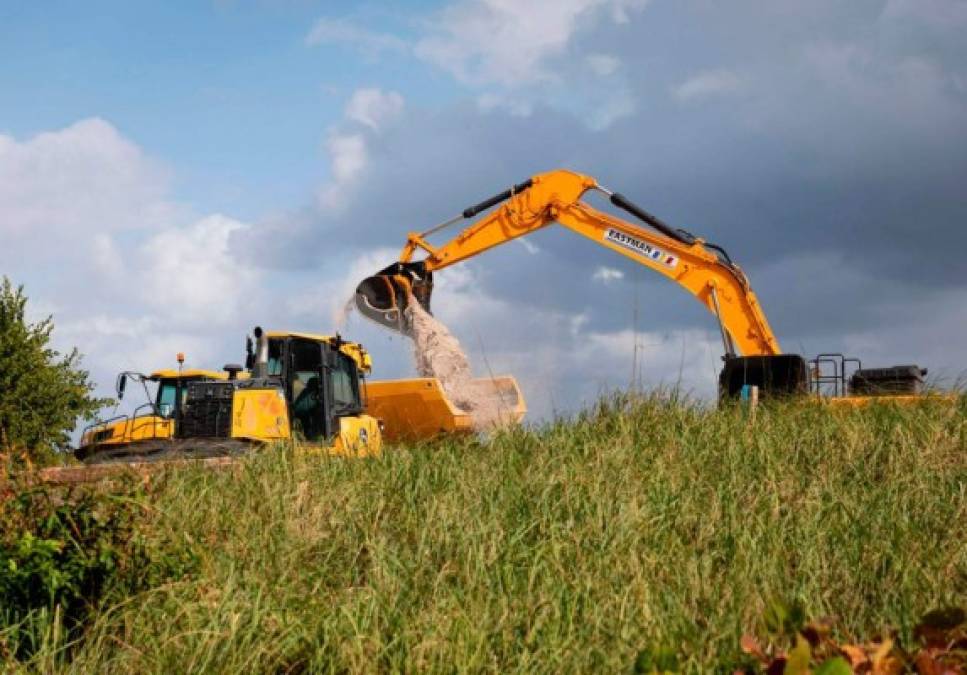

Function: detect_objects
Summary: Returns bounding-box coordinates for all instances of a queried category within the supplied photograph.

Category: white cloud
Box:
[672,69,745,101]
[316,88,407,210]
[476,92,534,117]
[585,327,720,396]
[0,118,261,426]
[797,41,963,141]
[592,266,624,283]
[327,133,367,183]
[588,88,636,129]
[316,132,367,209]
[137,214,259,325]
[304,18,407,58]
[608,0,648,24]
[306,4,644,132]
[414,0,648,87]
[345,88,405,131]
[0,118,174,243]
[586,53,621,76]
[282,246,402,329]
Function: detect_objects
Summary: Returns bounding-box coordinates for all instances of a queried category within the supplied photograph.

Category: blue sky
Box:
[2,0,966,424]
[2,2,452,215]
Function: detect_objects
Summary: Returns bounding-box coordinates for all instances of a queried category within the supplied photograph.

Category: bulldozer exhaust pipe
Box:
[252,326,269,378]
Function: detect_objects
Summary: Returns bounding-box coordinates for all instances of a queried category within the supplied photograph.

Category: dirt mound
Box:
[406,299,509,430]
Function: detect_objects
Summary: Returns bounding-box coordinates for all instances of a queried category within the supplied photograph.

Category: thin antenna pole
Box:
[630,267,640,393]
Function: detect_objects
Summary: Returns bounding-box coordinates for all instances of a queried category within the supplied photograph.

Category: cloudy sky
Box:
[2,0,965,423]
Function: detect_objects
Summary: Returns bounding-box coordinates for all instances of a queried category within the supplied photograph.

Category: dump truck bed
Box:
[365,376,526,443]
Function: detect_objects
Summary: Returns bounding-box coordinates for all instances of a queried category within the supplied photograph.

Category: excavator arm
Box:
[355,169,781,357]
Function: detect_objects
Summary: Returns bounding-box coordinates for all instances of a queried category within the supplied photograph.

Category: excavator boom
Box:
[355,169,780,357]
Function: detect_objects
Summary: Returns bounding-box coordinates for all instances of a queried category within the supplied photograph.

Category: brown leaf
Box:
[765,656,786,675]
[914,650,942,675]
[741,634,768,662]
[871,638,894,673]
[874,656,904,675]
[841,644,870,670]
[802,619,834,648]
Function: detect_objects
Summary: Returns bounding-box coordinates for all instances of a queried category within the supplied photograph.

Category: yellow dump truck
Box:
[366,376,526,443]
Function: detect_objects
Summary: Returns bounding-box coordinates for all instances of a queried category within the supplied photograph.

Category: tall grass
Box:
[4,394,965,672]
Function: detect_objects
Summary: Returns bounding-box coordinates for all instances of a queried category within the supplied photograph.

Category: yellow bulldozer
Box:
[75,365,237,463]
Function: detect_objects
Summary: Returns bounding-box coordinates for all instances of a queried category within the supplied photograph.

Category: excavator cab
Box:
[718,355,810,400]
[355,263,433,335]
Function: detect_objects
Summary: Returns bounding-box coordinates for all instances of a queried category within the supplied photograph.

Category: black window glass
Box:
[267,339,283,376]
[331,353,360,412]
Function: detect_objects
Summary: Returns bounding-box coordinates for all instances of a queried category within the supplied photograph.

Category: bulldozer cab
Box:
[172,328,379,452]
[281,336,364,442]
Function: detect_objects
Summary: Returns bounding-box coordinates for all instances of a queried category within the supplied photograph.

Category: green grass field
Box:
[3,394,965,672]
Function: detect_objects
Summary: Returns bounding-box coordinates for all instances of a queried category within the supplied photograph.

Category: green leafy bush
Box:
[0,479,197,660]
[0,276,110,463]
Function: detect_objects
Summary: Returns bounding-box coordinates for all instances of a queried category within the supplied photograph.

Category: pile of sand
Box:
[406,298,509,430]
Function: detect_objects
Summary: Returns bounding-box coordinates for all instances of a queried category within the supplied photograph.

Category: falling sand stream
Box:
[405,299,509,430]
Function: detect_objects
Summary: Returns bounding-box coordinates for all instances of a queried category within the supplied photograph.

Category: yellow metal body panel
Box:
[396,169,780,357]
[149,369,238,380]
[366,376,526,443]
[231,388,291,441]
[80,415,174,449]
[229,387,382,456]
[330,414,383,457]
[826,393,957,408]
[79,372,222,450]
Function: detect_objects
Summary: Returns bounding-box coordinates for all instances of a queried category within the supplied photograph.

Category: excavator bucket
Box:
[354,262,433,336]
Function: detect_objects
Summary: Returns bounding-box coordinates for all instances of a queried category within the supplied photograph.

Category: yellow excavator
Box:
[355,169,929,404]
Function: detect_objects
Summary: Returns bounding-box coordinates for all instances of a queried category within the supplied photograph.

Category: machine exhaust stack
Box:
[251,326,269,378]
